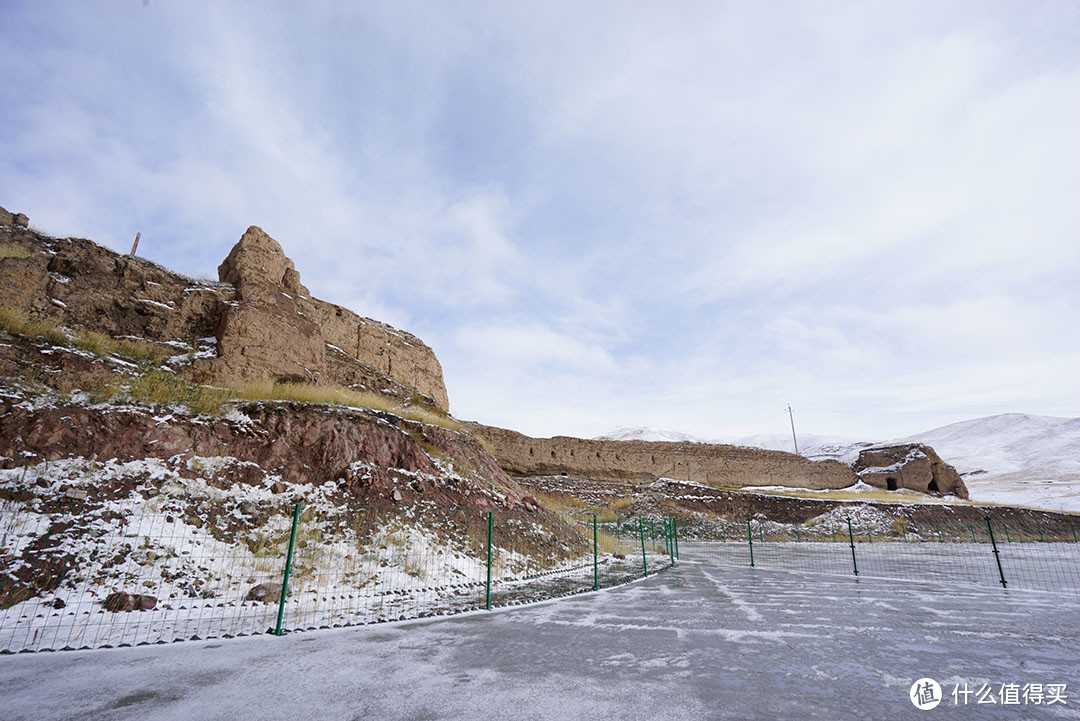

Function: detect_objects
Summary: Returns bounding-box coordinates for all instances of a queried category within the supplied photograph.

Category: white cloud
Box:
[3,1,1080,442]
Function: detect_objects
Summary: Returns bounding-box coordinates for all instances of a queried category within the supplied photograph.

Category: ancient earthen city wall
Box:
[470,423,859,490]
[0,211,449,410]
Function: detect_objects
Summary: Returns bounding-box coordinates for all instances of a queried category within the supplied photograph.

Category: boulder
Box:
[13,213,28,228]
[103,592,157,612]
[0,206,13,226]
[245,582,283,603]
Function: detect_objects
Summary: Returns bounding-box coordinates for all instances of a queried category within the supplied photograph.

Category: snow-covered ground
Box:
[1,556,1076,721]
[0,458,670,652]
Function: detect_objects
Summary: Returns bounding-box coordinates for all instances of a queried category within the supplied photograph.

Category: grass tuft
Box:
[233,381,463,431]
[0,243,34,260]
[0,306,170,363]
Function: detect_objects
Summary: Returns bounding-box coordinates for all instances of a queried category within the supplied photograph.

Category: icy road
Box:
[1,557,1077,720]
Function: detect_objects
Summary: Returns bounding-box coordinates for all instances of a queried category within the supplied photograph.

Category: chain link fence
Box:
[681,513,1080,594]
[0,495,675,653]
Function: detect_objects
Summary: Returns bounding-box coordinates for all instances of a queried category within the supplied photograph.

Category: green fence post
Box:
[1037,521,1045,543]
[759,522,764,542]
[660,518,669,569]
[593,514,599,591]
[1072,524,1077,544]
[673,517,679,560]
[936,525,942,543]
[795,524,800,542]
[985,516,1007,589]
[639,517,648,577]
[721,522,727,543]
[747,517,755,568]
[1004,523,1011,543]
[867,526,872,544]
[832,527,837,543]
[485,511,494,610]
[275,502,302,637]
[969,525,976,543]
[846,517,859,577]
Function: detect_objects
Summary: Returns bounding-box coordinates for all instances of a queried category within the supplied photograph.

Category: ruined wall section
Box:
[0,209,450,411]
[470,423,858,490]
[854,443,969,499]
[311,301,449,410]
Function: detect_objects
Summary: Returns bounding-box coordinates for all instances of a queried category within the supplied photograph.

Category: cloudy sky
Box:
[2,1,1079,441]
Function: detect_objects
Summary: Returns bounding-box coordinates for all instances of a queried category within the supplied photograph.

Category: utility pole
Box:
[787,404,799,455]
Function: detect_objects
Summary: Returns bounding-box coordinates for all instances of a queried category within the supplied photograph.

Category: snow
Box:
[896,414,1080,512]
[594,426,708,443]
[134,298,175,311]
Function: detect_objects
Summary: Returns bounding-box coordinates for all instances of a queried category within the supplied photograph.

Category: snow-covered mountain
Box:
[593,426,708,443]
[725,433,876,463]
[897,414,1080,480]
[895,414,1080,511]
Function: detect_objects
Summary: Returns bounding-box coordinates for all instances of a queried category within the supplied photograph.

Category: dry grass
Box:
[530,490,588,514]
[99,370,230,416]
[0,243,34,260]
[233,380,462,431]
[75,329,169,363]
[0,306,170,363]
[0,307,70,346]
[0,306,468,431]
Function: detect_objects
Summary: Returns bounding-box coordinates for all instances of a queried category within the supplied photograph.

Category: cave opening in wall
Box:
[927,480,939,493]
[886,477,897,491]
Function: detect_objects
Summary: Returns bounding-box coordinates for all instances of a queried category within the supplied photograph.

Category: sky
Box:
[2,1,1079,442]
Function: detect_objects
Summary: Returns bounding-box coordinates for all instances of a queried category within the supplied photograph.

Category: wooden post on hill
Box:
[129,232,141,257]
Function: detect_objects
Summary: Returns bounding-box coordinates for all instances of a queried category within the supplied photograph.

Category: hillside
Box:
[898,414,1080,512]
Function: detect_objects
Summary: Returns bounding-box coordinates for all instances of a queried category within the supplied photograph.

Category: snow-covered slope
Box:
[895,414,1080,512]
[897,414,1080,481]
[726,433,876,463]
[594,427,709,443]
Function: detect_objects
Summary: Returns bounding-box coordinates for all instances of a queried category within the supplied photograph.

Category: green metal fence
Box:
[0,496,675,652]
[680,513,1080,595]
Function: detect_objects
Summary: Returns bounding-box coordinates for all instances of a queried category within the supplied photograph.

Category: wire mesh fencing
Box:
[0,494,675,653]
[680,513,1080,595]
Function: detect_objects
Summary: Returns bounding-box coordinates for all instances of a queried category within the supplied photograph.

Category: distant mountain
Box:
[593,427,874,461]
[593,426,708,443]
[896,413,1080,481]
[725,433,876,463]
[891,414,1080,512]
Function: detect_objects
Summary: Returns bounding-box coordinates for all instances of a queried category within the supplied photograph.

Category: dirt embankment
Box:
[520,475,1077,540]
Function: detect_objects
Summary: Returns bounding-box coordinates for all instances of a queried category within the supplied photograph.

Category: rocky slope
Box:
[0,209,448,411]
